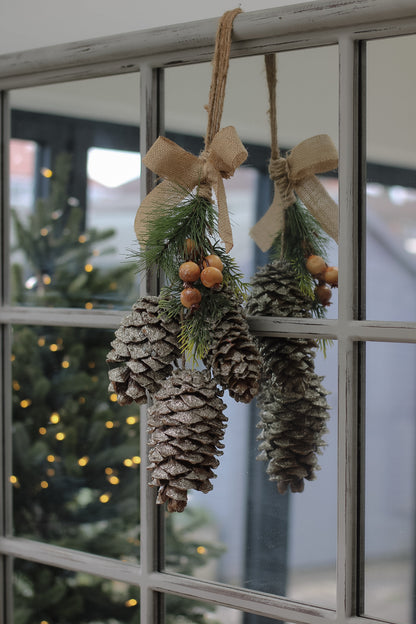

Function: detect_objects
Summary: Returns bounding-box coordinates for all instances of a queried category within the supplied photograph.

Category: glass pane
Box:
[10,74,141,309]
[165,594,286,624]
[11,325,140,563]
[163,342,337,608]
[366,35,416,322]
[87,146,141,275]
[14,560,139,624]
[365,342,416,622]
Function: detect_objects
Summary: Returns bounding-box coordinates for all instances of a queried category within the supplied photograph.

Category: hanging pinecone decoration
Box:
[256,370,329,494]
[247,260,330,494]
[204,297,262,403]
[147,368,227,512]
[107,296,181,406]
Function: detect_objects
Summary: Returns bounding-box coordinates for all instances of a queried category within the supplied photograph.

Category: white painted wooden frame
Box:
[1,1,416,623]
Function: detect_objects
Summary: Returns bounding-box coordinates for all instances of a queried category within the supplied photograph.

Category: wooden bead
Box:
[180,287,202,308]
[200,266,223,288]
[179,261,200,283]
[306,255,327,276]
[203,254,224,271]
[315,283,332,306]
[323,266,338,287]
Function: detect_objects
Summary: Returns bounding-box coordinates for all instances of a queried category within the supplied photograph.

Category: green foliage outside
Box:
[11,154,223,624]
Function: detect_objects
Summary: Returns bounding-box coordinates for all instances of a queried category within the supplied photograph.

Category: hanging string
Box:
[264,53,295,208]
[199,7,242,202]
[265,53,279,160]
[204,8,242,149]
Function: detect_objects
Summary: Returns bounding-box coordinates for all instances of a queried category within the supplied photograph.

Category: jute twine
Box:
[249,53,339,252]
[199,7,242,202]
[135,8,247,252]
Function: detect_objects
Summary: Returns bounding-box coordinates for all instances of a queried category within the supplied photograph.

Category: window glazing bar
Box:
[139,63,164,624]
[0,0,415,87]
[0,89,13,624]
[149,571,335,624]
[337,36,366,619]
[2,306,416,342]
[0,537,141,586]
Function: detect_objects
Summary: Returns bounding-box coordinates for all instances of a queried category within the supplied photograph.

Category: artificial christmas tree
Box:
[11,153,223,624]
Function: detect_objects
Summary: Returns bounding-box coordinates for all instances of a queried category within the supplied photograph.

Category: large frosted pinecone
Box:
[147,368,227,512]
[107,296,180,406]
[247,260,330,494]
[257,375,330,494]
[204,299,262,403]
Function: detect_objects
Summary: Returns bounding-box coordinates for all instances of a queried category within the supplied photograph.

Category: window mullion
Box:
[0,89,14,624]
[337,36,366,620]
[139,64,165,624]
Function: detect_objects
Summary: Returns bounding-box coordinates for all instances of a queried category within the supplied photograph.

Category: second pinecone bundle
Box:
[247,260,330,494]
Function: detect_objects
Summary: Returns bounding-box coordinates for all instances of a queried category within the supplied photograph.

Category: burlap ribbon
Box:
[134,125,247,253]
[250,133,338,252]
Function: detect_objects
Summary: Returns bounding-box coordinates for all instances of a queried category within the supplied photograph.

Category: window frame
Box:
[1,2,416,623]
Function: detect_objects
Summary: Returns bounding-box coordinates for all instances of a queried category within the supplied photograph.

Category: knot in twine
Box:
[268,156,296,207]
[134,127,248,253]
[250,134,339,253]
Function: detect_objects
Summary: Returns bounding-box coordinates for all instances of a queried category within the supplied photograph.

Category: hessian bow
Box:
[134,126,248,253]
[250,134,339,252]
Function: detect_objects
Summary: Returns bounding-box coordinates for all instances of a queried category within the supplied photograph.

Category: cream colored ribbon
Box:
[250,134,339,252]
[134,126,247,253]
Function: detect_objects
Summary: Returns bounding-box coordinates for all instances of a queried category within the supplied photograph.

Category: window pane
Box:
[14,560,139,624]
[366,35,416,322]
[164,343,338,609]
[11,325,140,563]
[364,342,416,622]
[86,146,141,274]
[10,74,141,309]
[165,594,276,624]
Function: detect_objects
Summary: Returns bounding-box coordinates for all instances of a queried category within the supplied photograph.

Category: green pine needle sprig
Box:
[135,186,248,361]
[270,198,331,319]
[133,190,217,282]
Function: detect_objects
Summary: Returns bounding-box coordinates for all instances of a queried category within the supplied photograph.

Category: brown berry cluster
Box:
[179,239,224,310]
[305,254,338,307]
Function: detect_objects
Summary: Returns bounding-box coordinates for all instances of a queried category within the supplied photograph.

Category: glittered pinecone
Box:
[147,368,227,512]
[257,375,330,494]
[247,260,330,493]
[107,296,180,406]
[204,299,261,403]
[246,259,315,319]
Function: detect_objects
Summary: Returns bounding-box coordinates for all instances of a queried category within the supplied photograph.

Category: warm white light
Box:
[388,185,410,206]
[87,147,141,189]
[25,276,37,289]
[404,238,416,254]
[366,183,384,197]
